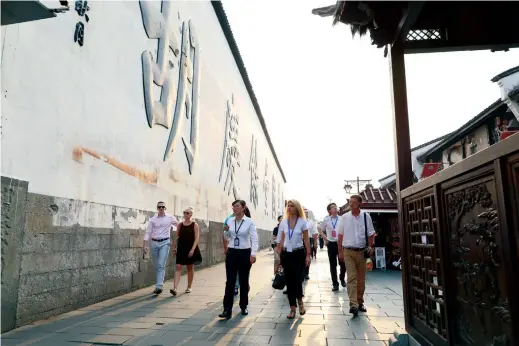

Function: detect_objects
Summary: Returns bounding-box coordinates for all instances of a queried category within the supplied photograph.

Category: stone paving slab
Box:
[2,247,404,345]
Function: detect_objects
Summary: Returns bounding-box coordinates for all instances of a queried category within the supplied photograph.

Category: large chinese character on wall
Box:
[248,135,259,208]
[140,0,200,174]
[263,159,269,216]
[219,95,240,200]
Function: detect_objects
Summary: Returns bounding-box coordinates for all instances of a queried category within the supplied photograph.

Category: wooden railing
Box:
[399,134,519,346]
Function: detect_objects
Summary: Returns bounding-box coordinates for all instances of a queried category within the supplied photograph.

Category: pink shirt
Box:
[144,214,179,241]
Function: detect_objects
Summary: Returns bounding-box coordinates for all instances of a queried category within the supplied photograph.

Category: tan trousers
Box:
[343,248,367,308]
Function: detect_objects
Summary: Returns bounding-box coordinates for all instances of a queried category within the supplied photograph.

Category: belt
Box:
[284,246,304,252]
[343,247,365,252]
[152,238,169,242]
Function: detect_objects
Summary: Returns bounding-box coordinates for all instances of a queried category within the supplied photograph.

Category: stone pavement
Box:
[2,247,405,345]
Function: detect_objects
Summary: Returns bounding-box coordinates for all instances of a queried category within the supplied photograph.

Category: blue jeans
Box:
[151,239,170,289]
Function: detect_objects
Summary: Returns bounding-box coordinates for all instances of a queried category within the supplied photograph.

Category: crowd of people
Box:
[142,194,375,320]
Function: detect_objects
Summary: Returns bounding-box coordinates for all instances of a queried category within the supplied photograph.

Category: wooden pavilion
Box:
[313,2,519,346]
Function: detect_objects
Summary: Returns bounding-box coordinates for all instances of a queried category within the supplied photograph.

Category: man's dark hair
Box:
[277,215,283,221]
[326,203,337,212]
[350,195,363,203]
[157,201,165,206]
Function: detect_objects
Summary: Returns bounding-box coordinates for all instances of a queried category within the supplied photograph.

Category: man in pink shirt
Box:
[143,201,179,294]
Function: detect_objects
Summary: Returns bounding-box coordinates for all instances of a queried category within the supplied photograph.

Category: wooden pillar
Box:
[389,41,413,331]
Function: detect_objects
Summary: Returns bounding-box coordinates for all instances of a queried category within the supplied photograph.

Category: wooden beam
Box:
[389,41,413,332]
[392,1,425,45]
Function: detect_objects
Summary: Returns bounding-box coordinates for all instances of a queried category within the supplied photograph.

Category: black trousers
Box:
[223,248,251,310]
[327,242,346,286]
[319,237,324,249]
[282,248,306,307]
[309,238,317,258]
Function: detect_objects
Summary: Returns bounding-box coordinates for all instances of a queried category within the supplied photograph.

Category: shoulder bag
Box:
[363,213,372,259]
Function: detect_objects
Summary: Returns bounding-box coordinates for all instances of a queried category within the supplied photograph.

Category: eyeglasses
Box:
[157,206,166,209]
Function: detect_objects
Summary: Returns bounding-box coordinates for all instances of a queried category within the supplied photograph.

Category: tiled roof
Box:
[339,187,398,214]
[359,187,398,204]
[491,65,519,83]
[416,99,505,163]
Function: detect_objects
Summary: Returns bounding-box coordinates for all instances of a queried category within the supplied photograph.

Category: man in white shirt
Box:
[143,201,179,295]
[337,195,375,316]
[303,209,318,281]
[318,203,346,291]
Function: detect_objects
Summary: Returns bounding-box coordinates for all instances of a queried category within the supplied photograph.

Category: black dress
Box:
[176,222,202,265]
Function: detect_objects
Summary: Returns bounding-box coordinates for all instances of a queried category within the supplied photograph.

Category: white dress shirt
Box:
[307,219,318,236]
[226,216,259,256]
[144,214,179,241]
[319,215,340,242]
[279,217,308,251]
[336,211,375,248]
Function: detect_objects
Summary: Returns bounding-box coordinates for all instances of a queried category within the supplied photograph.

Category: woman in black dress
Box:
[171,207,202,295]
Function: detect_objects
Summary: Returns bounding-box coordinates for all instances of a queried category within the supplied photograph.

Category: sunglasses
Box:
[157,206,166,209]
[183,211,191,214]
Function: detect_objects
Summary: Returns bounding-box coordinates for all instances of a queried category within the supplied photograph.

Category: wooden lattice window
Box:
[406,29,442,41]
[404,191,448,341]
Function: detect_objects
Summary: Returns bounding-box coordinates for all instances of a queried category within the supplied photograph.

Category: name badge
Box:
[286,243,293,252]
[234,238,240,247]
[331,230,337,238]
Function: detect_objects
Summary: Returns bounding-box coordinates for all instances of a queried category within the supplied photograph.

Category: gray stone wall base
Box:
[0,181,276,332]
[388,330,422,346]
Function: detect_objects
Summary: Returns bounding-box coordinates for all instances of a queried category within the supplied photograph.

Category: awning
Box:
[420,163,441,179]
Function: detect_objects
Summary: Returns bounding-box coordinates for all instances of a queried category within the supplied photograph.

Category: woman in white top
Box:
[277,199,312,319]
[219,200,259,319]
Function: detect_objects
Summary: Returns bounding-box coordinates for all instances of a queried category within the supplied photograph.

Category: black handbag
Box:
[363,213,372,259]
[272,267,286,290]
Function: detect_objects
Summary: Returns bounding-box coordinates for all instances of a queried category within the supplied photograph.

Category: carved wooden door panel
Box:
[443,172,512,346]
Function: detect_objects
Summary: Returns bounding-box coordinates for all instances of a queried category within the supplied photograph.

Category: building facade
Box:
[1,1,286,331]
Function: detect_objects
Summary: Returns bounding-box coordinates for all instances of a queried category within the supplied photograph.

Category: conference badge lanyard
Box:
[331,217,338,238]
[286,217,298,252]
[234,219,244,247]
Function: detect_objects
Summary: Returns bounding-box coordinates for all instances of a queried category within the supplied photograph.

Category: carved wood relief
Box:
[445,179,512,346]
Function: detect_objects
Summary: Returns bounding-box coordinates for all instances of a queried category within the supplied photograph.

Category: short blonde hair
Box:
[285,199,306,220]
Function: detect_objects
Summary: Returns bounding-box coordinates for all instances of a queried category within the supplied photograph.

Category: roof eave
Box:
[491,65,519,83]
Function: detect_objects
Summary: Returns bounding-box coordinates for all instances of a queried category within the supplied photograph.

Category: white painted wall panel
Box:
[1,1,285,230]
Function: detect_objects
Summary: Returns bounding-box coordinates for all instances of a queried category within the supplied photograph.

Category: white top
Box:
[279,217,309,250]
[307,219,318,236]
[318,215,341,242]
[144,214,179,241]
[336,211,375,248]
[226,216,259,256]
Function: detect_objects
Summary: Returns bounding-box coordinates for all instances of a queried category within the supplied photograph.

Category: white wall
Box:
[495,69,519,120]
[1,1,285,230]
[441,125,490,167]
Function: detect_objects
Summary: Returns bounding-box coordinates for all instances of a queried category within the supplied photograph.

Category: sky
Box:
[222,0,519,219]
